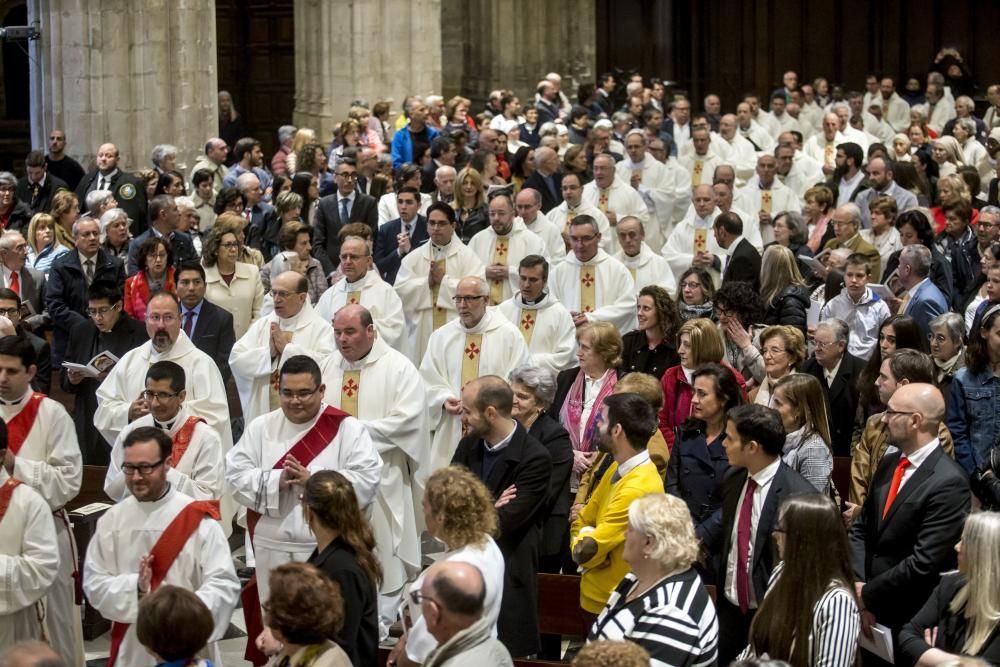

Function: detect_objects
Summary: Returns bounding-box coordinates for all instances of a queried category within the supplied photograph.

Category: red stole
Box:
[0,477,23,524]
[106,499,221,667]
[6,392,45,455]
[241,405,348,665]
[171,416,206,467]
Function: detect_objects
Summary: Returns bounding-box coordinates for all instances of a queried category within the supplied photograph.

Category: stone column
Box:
[441,0,597,108]
[293,0,442,142]
[27,0,218,173]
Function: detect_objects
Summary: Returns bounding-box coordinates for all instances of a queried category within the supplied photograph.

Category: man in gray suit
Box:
[0,230,48,331]
[853,156,919,229]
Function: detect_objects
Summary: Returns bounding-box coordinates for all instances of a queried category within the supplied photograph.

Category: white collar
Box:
[901,438,939,469]
[617,449,651,478]
[749,456,781,487]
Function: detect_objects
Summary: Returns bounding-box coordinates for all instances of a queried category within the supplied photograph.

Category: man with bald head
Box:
[717,113,758,183]
[803,112,847,175]
[432,164,456,205]
[735,153,799,245]
[75,142,147,234]
[583,154,649,255]
[453,376,551,659]
[617,129,690,248]
[419,560,513,666]
[230,271,336,426]
[849,383,970,660]
[515,188,566,263]
[319,304,428,636]
[612,216,676,296]
[522,146,563,213]
[189,138,230,195]
[662,184,726,282]
[421,276,528,471]
[678,127,725,190]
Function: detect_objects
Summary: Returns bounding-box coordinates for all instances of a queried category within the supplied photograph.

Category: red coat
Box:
[658,362,749,449]
[124,267,176,321]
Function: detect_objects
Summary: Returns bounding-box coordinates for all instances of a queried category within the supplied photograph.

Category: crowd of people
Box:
[2,52,1000,667]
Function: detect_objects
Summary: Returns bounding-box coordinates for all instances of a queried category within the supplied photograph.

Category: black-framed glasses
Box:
[409,590,438,607]
[142,390,180,402]
[883,409,917,418]
[0,307,19,318]
[122,458,166,475]
[279,386,321,400]
[87,304,120,317]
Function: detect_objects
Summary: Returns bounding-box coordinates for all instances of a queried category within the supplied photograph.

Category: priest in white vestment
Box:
[84,427,240,667]
[225,354,382,603]
[515,189,566,264]
[0,336,83,666]
[736,102,776,152]
[662,184,725,284]
[735,155,800,246]
[469,192,546,305]
[314,238,406,350]
[612,216,677,297]
[581,155,649,256]
[877,80,912,131]
[95,293,232,451]
[718,114,759,185]
[420,276,529,473]
[547,172,612,252]
[105,361,224,502]
[617,130,691,249]
[230,271,336,428]
[394,202,485,365]
[549,215,637,333]
[319,304,429,636]
[678,128,725,189]
[802,113,846,176]
[497,255,576,373]
[0,463,58,649]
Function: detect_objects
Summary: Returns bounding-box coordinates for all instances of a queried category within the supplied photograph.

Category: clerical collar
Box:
[0,390,27,406]
[140,483,173,504]
[521,292,547,306]
[154,417,178,432]
[758,180,774,191]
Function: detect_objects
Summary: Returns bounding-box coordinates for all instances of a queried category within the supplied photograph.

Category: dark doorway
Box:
[0,2,30,172]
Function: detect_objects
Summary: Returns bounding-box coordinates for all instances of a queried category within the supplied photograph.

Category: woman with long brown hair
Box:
[302,470,380,667]
[740,494,859,666]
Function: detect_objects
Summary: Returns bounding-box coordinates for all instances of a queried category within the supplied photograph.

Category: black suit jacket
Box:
[46,249,126,336]
[4,265,48,329]
[452,423,553,658]
[18,328,50,395]
[849,446,970,629]
[75,170,147,235]
[527,414,574,556]
[312,192,379,275]
[722,238,762,290]
[188,298,236,380]
[717,462,816,604]
[308,538,379,667]
[548,367,581,422]
[126,229,198,276]
[15,174,68,215]
[522,171,563,213]
[802,352,866,456]
[244,203,280,262]
[374,216,428,285]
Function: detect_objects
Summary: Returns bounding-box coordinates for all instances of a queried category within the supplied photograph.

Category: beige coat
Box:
[204,261,265,339]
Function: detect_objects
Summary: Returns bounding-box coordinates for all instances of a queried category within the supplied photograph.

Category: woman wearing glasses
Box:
[124,237,176,321]
[202,212,265,339]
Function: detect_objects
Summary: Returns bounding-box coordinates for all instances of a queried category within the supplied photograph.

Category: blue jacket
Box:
[903,278,949,338]
[947,366,1000,473]
[390,123,440,170]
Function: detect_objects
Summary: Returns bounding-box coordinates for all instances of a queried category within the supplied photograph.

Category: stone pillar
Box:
[27,0,218,173]
[293,0,442,143]
[441,0,597,108]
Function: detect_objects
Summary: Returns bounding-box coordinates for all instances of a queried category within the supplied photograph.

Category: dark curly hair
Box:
[638,284,682,343]
[264,562,344,645]
[713,280,764,328]
[136,236,172,276]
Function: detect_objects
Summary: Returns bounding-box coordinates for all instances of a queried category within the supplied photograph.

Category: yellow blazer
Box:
[569,457,664,614]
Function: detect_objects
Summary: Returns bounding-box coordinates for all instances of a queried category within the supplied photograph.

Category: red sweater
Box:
[658,362,749,449]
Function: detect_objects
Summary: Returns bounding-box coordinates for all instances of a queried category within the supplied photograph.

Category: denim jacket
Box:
[946,365,1000,473]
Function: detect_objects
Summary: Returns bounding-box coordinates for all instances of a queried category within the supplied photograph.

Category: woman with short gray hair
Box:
[509,364,573,579]
[929,312,966,399]
[99,208,131,260]
[150,144,178,173]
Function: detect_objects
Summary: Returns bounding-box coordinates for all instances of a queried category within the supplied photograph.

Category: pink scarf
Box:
[559,368,618,453]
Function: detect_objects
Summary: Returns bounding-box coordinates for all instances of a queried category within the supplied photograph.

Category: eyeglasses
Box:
[927,333,949,344]
[122,458,166,476]
[568,235,596,244]
[146,313,177,324]
[279,386,320,400]
[142,390,181,401]
[219,242,240,249]
[336,172,358,179]
[453,295,486,303]
[0,307,18,318]
[813,339,839,349]
[883,408,917,418]
[409,590,438,607]
[148,253,168,261]
[88,304,120,317]
[680,281,702,290]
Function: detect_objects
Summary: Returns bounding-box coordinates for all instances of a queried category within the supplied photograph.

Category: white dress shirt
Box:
[725,457,781,608]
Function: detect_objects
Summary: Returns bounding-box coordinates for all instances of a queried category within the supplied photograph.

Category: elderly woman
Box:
[589,493,719,665]
[676,267,715,322]
[260,222,327,303]
[713,281,766,385]
[751,325,806,406]
[124,237,176,321]
[932,135,965,178]
[0,172,30,232]
[150,144,178,174]
[892,133,913,162]
[509,364,573,580]
[620,285,682,380]
[96,208,130,260]
[550,321,622,489]
[862,196,903,271]
[202,212,264,339]
[929,312,966,401]
[26,212,70,273]
[392,466,505,666]
[771,374,834,493]
[770,210,817,283]
[84,189,118,221]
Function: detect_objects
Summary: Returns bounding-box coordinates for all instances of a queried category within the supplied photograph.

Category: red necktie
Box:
[882,456,910,519]
[736,477,758,613]
[183,310,194,337]
[8,270,18,296]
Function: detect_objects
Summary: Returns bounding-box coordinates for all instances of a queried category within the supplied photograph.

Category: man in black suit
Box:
[521,147,563,213]
[715,403,815,664]
[0,288,50,394]
[849,383,970,665]
[60,281,147,464]
[420,136,457,193]
[714,211,762,290]
[46,217,126,366]
[175,262,235,381]
[16,150,68,215]
[237,172,280,262]
[802,318,866,456]
[452,375,552,659]
[374,186,427,284]
[313,158,379,278]
[126,195,198,276]
[75,142,147,234]
[594,73,616,117]
[0,229,48,330]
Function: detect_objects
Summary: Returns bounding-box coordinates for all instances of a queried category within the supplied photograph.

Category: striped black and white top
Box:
[738,562,860,667]
[589,568,719,667]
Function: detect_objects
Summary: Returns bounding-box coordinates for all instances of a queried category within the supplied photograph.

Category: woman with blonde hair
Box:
[751,325,806,406]
[26,212,70,273]
[760,245,810,336]
[931,173,979,233]
[453,167,489,243]
[285,128,317,175]
[900,511,1000,664]
[202,212,265,338]
[589,493,719,665]
[390,466,505,666]
[348,106,385,154]
[771,373,834,493]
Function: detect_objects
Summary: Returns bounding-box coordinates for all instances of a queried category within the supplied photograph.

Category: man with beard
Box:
[451,375,552,659]
[569,392,664,615]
